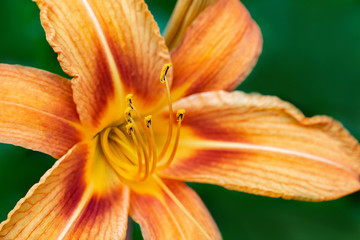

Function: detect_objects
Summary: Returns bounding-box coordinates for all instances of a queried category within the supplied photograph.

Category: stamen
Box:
[99,65,186,182]
[144,115,152,128]
[158,109,185,170]
[176,109,185,121]
[160,63,172,83]
[126,122,134,136]
[124,107,133,122]
[159,63,174,160]
[126,93,133,108]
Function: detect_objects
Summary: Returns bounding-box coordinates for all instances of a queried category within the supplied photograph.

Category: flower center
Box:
[98,64,185,182]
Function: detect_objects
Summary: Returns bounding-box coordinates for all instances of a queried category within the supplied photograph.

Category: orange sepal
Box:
[170,0,262,100]
[0,64,84,158]
[0,142,130,239]
[130,177,221,240]
[160,91,360,201]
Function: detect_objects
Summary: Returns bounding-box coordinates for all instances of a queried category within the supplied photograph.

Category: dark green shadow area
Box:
[0,144,55,221]
[0,0,359,239]
[241,0,360,140]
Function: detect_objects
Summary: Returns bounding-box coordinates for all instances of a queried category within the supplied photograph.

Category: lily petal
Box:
[160,91,360,201]
[35,0,171,131]
[0,142,129,240]
[0,64,84,158]
[164,0,215,51]
[130,177,221,240]
[170,0,262,100]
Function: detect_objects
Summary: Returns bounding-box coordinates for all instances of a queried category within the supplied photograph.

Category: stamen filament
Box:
[125,95,153,179]
[158,110,184,170]
[129,118,150,179]
[126,123,145,180]
[109,129,136,165]
[107,139,135,168]
[100,128,136,180]
[130,132,146,180]
[159,64,174,160]
[98,65,186,182]
[129,103,154,174]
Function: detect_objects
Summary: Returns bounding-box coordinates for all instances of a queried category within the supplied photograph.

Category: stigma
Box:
[98,64,184,182]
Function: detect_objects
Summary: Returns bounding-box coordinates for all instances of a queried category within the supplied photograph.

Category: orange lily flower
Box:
[1,0,360,239]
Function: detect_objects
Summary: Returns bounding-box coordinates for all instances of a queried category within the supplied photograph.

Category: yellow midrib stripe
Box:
[180,139,358,176]
[80,0,123,107]
[56,183,94,240]
[154,175,212,240]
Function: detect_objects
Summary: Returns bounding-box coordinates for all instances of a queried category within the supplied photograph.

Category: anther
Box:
[126,122,134,136]
[160,63,172,83]
[176,109,185,121]
[126,94,133,107]
[124,107,133,122]
[144,115,152,128]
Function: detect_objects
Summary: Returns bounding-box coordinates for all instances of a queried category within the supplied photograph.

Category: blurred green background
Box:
[0,0,360,239]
